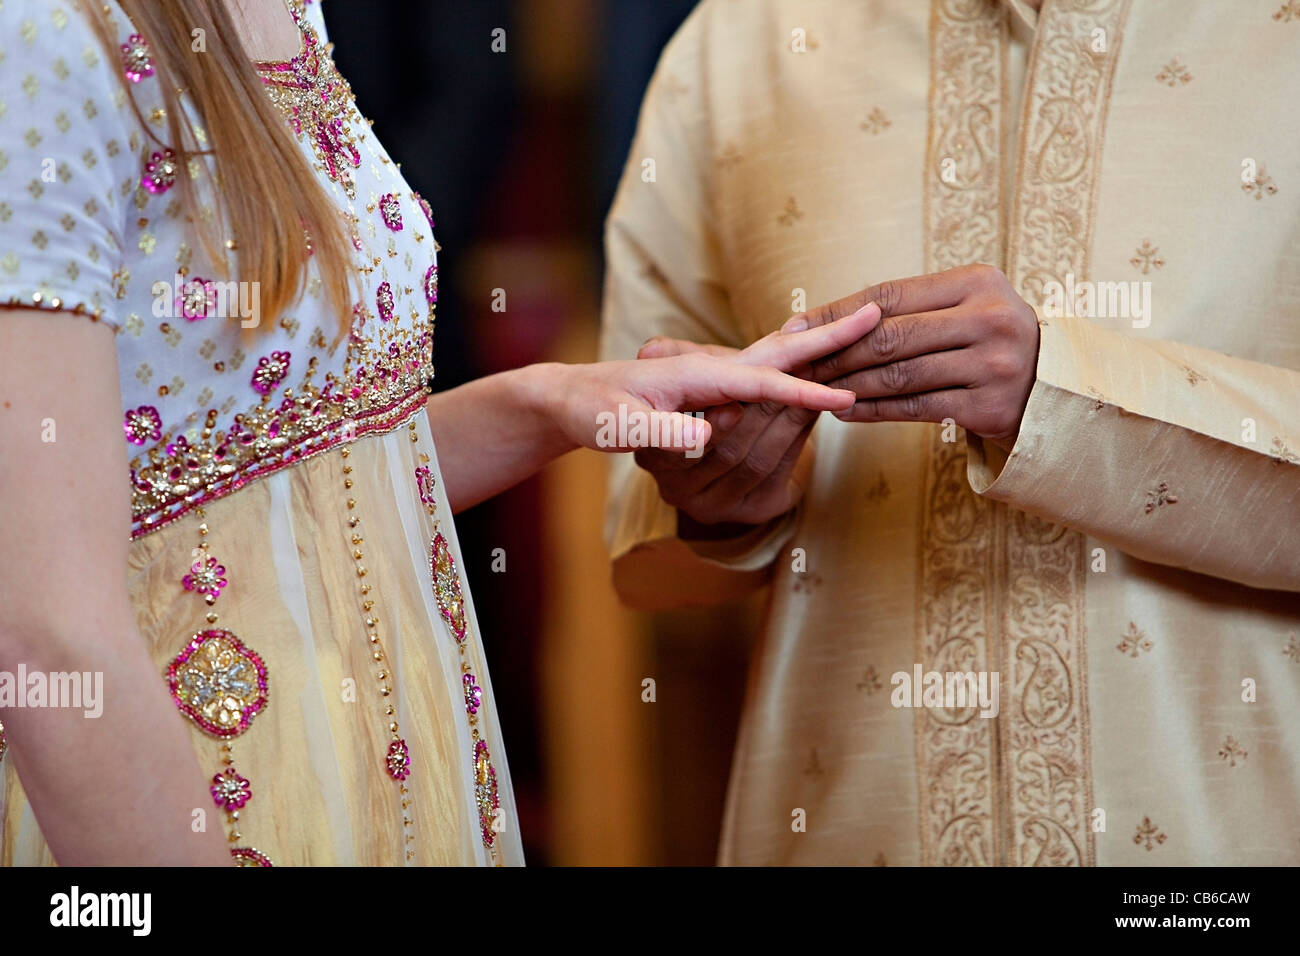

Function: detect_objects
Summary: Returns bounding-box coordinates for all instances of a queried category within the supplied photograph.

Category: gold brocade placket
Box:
[919,0,1126,866]
[917,0,1008,868]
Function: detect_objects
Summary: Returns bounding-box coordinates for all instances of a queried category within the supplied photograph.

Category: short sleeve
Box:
[0,1,143,330]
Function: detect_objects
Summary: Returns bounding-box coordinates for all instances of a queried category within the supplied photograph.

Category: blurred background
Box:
[327,0,763,865]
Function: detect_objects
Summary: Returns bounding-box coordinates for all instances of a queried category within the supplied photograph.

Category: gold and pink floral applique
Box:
[430,533,467,643]
[167,629,269,738]
[120,33,154,83]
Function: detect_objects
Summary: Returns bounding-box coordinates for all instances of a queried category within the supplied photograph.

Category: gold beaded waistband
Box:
[130,372,432,540]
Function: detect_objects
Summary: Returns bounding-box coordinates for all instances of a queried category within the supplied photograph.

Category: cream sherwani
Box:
[601,0,1300,865]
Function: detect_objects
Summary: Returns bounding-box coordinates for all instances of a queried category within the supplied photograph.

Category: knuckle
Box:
[901,393,930,419]
[986,306,1020,336]
[968,263,1004,290]
[742,447,780,478]
[812,352,840,381]
[985,348,1021,382]
[879,360,912,393]
[872,280,901,316]
[870,318,904,361]
[712,439,746,468]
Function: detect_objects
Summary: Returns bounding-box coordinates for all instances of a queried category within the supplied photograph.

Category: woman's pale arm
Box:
[428,303,880,512]
[0,310,232,865]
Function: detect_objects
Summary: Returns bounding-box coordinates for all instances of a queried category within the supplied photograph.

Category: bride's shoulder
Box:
[0,0,149,327]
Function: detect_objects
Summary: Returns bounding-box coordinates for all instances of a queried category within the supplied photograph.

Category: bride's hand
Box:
[556,302,881,454]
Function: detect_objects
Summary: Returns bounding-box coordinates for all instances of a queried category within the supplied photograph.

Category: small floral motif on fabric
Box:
[182,554,228,605]
[376,281,395,322]
[379,193,403,231]
[1117,621,1153,658]
[1155,57,1191,86]
[1130,240,1164,274]
[211,767,252,810]
[386,738,411,781]
[250,350,291,396]
[1218,736,1247,768]
[1134,817,1167,852]
[463,673,483,715]
[1144,481,1178,514]
[124,405,162,445]
[141,149,178,195]
[177,277,217,321]
[120,33,154,83]
[423,264,438,305]
[166,629,269,739]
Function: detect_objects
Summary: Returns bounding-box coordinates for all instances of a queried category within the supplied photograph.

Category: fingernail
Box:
[715,406,742,430]
[781,315,809,334]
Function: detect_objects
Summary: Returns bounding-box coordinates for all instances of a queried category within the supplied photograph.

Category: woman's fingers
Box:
[686,357,856,410]
[739,302,882,372]
[637,336,738,360]
[603,403,711,455]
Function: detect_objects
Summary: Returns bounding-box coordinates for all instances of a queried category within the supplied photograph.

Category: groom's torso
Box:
[652,0,1300,865]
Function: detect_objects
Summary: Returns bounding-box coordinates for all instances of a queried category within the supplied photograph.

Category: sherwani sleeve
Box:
[968,313,1300,591]
[598,18,798,610]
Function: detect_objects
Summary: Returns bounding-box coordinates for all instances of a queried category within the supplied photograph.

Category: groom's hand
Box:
[631,337,820,530]
[790,264,1040,450]
[630,302,879,531]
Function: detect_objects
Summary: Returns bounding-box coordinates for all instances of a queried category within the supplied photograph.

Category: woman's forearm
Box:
[426,363,579,513]
[3,617,234,865]
[0,309,231,866]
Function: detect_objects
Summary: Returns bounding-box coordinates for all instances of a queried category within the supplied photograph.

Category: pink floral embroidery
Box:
[182,555,228,605]
[415,465,436,505]
[166,629,269,739]
[379,193,403,231]
[386,738,411,781]
[120,33,154,83]
[413,192,435,230]
[251,350,291,395]
[124,405,162,445]
[177,277,217,321]
[423,264,438,306]
[376,282,395,322]
[463,673,482,715]
[141,149,178,195]
[255,23,361,197]
[211,767,252,810]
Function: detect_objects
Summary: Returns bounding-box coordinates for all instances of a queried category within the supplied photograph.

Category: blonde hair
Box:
[80,0,354,339]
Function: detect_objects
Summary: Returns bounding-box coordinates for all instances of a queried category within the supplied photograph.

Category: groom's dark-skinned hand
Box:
[791,264,1040,451]
[632,303,880,534]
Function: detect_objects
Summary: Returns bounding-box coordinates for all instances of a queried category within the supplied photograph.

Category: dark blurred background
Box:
[326,0,760,865]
